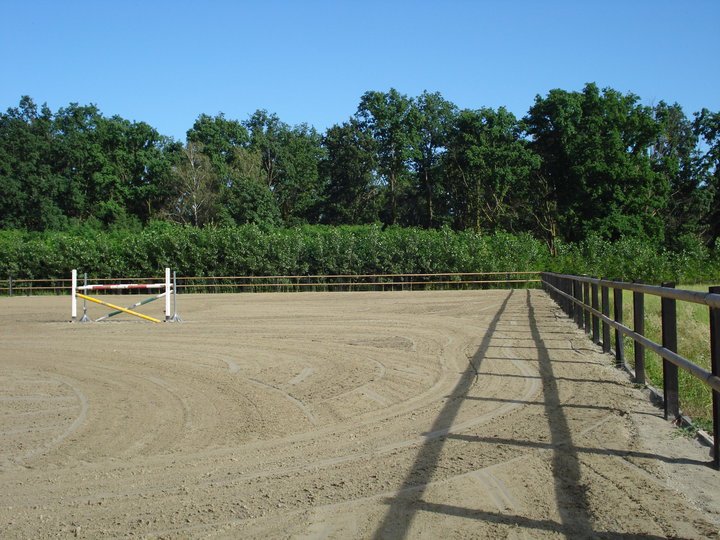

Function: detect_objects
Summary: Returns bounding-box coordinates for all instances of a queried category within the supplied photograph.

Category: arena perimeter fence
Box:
[542,272,720,469]
[0,271,541,296]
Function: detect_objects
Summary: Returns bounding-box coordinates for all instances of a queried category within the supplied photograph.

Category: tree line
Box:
[1,84,718,254]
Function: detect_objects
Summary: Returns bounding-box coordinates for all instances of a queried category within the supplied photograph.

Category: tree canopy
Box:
[1,85,717,251]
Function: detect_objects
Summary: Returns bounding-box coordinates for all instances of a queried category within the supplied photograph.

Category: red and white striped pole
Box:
[78,283,166,291]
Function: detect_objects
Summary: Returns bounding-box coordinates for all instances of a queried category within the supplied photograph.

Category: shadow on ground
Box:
[372,289,696,539]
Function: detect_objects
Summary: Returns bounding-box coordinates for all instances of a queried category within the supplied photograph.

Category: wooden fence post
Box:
[583,281,591,334]
[601,284,611,353]
[614,287,624,367]
[661,282,679,421]
[709,286,720,469]
[573,279,583,329]
[591,282,600,344]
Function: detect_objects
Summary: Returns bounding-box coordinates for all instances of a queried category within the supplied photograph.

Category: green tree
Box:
[0,96,68,230]
[244,110,286,189]
[278,124,325,224]
[185,113,282,226]
[219,147,281,226]
[443,107,539,233]
[356,89,419,225]
[50,102,175,226]
[94,115,177,225]
[320,119,380,224]
[525,83,666,247]
[52,102,110,221]
[186,113,250,179]
[651,102,708,245]
[694,108,720,243]
[244,110,325,224]
[411,91,457,228]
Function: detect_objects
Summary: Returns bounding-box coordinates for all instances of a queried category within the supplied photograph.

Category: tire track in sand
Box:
[15,374,88,465]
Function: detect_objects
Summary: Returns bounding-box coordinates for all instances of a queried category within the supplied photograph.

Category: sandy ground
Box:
[0,289,718,539]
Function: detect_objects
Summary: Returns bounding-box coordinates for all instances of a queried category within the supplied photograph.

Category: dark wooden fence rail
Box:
[541,272,720,469]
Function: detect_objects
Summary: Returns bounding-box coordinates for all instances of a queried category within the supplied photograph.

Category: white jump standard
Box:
[71,268,180,323]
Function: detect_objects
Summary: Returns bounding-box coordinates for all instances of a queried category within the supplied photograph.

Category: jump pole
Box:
[71,270,77,322]
[165,267,171,322]
[95,291,168,322]
[76,293,161,323]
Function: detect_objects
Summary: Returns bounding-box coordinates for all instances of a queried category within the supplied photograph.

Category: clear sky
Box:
[2,0,718,141]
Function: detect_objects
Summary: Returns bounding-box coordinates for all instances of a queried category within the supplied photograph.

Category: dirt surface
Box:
[1,289,718,539]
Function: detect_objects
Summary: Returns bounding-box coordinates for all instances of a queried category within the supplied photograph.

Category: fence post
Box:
[633,284,646,385]
[565,277,573,319]
[583,281,591,334]
[709,286,720,469]
[601,283,611,353]
[555,275,562,311]
[544,272,550,298]
[661,282,679,421]
[8,275,12,297]
[591,281,600,344]
[573,279,583,329]
[613,287,625,367]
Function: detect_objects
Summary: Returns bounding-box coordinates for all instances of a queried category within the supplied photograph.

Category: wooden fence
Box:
[0,271,541,296]
[542,272,720,469]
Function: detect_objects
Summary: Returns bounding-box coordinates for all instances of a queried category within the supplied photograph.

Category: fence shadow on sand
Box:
[371,289,681,539]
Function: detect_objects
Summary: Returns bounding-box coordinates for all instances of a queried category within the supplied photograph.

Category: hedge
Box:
[1,223,718,284]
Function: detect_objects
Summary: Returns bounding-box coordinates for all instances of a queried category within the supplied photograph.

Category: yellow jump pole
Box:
[76,293,161,323]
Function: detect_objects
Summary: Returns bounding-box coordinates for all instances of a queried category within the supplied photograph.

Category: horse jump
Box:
[71,268,180,323]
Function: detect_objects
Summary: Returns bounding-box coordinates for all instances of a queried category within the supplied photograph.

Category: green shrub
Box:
[1,225,718,284]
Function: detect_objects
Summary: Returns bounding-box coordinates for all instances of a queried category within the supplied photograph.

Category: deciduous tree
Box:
[356,89,419,225]
[444,107,539,233]
[525,83,666,245]
[694,108,720,243]
[168,142,219,226]
[412,91,457,228]
[651,102,708,245]
[321,119,380,224]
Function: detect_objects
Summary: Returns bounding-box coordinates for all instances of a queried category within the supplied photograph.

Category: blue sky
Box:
[2,0,718,141]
